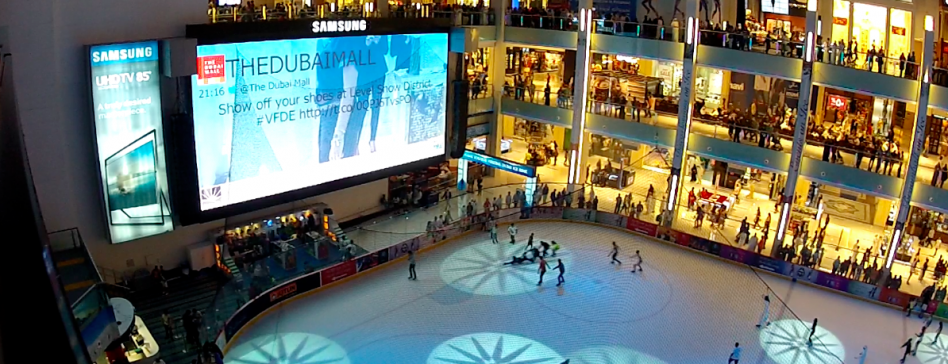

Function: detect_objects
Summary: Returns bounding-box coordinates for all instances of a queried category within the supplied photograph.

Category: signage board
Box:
[88,40,173,243]
[461,150,536,177]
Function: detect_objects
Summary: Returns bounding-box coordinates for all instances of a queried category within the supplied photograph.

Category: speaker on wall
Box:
[450,80,470,159]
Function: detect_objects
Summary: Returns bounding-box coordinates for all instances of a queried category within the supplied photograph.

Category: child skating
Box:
[807,318,818,346]
[525,233,535,251]
[728,342,741,364]
[407,251,417,280]
[489,222,498,244]
[609,242,622,264]
[508,223,518,244]
[631,250,643,273]
[855,345,867,364]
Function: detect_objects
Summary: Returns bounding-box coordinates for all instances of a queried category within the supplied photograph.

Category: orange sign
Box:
[833,17,848,26]
[891,26,906,36]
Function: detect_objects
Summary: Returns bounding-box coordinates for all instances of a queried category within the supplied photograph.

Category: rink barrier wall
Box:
[215,206,944,354]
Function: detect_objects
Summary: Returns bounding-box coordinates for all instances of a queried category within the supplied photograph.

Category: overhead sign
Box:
[312,19,368,33]
[88,40,174,244]
[461,150,536,177]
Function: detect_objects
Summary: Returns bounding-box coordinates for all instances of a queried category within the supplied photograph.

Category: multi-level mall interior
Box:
[11,0,948,362]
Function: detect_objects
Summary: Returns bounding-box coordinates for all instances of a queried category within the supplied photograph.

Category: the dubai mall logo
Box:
[197,55,226,85]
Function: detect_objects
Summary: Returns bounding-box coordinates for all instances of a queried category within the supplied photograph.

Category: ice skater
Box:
[508,223,518,244]
[407,251,417,280]
[756,295,771,328]
[525,233,535,251]
[901,337,913,363]
[490,222,498,244]
[553,259,565,286]
[728,342,741,364]
[537,256,550,285]
[807,318,818,346]
[914,324,927,356]
[631,250,643,273]
[855,345,867,364]
[540,240,550,257]
[551,241,560,256]
[935,321,943,344]
[609,242,622,264]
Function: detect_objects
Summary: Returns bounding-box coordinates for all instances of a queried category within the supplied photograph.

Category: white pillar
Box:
[665,0,700,226]
[567,1,593,194]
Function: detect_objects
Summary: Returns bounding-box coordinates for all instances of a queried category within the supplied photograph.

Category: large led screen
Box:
[191,33,448,211]
[89,41,173,243]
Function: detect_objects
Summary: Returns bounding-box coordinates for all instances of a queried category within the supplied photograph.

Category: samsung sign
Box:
[312,19,368,33]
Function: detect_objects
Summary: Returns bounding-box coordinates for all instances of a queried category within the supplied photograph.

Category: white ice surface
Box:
[224,221,935,364]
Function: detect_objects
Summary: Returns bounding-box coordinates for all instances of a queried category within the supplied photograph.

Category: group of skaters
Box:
[752,294,870,363]
[497,231,567,286]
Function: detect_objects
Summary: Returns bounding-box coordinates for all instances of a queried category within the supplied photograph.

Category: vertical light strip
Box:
[569,7,594,185]
[886,230,901,268]
[776,202,790,240]
[667,175,678,211]
[804,32,813,62]
[686,17,694,45]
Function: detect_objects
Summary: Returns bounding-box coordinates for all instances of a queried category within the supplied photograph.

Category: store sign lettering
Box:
[312,19,367,33]
[729,83,744,91]
[269,282,297,302]
[891,26,906,36]
[833,17,847,26]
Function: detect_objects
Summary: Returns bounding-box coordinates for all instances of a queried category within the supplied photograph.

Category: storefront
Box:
[653,61,682,99]
[506,47,564,76]
[831,0,914,63]
[588,54,663,113]
[820,88,873,128]
[695,67,726,109]
[927,115,948,156]
[587,135,636,189]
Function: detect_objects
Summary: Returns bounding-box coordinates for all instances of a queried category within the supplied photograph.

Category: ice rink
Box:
[223,221,942,364]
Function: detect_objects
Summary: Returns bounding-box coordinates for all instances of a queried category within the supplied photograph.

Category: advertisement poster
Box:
[719,245,759,266]
[389,236,421,261]
[846,281,881,300]
[89,41,173,243]
[878,288,911,307]
[815,272,849,291]
[657,227,691,246]
[531,206,564,219]
[687,237,721,256]
[356,250,389,273]
[626,218,658,237]
[191,33,449,211]
[788,264,820,284]
[320,260,357,285]
[563,208,594,222]
[756,256,791,275]
[595,212,626,228]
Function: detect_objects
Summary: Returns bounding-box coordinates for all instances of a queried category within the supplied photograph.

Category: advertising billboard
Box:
[190,33,448,212]
[89,41,173,243]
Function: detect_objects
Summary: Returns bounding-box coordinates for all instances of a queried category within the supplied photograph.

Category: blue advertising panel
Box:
[461,150,536,177]
[191,33,448,212]
[89,41,173,243]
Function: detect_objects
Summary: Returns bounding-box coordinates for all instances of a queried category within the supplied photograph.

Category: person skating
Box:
[525,233,535,251]
[855,345,867,364]
[935,321,944,344]
[728,342,741,364]
[407,251,417,280]
[540,240,550,257]
[901,337,913,363]
[553,259,566,286]
[551,241,560,257]
[756,295,770,328]
[504,255,528,265]
[631,250,643,273]
[537,256,551,285]
[490,222,498,244]
[610,242,622,264]
[807,318,818,346]
[914,324,928,356]
[508,223,518,244]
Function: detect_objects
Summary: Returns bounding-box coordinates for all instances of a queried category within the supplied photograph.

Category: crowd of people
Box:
[506,7,575,30]
[207,0,491,23]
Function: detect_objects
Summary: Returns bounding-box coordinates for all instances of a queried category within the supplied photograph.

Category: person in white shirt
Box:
[748,234,759,251]
[505,191,512,208]
[490,222,498,244]
[508,223,518,244]
[756,295,770,328]
[728,342,741,364]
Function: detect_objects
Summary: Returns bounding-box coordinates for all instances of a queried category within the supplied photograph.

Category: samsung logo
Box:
[92,47,154,63]
[312,19,367,33]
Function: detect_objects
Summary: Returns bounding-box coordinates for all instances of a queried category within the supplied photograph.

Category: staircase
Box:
[47,229,100,306]
[129,272,224,364]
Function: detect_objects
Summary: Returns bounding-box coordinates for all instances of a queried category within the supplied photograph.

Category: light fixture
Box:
[805,32,813,62]
[686,17,695,45]
[667,175,678,211]
[776,202,790,240]
[807,0,816,12]
[886,229,901,268]
[926,15,934,32]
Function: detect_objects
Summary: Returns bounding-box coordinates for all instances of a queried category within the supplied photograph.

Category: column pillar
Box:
[567,1,593,194]
[884,16,935,276]
[486,0,507,175]
[664,0,700,227]
[774,0,818,247]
